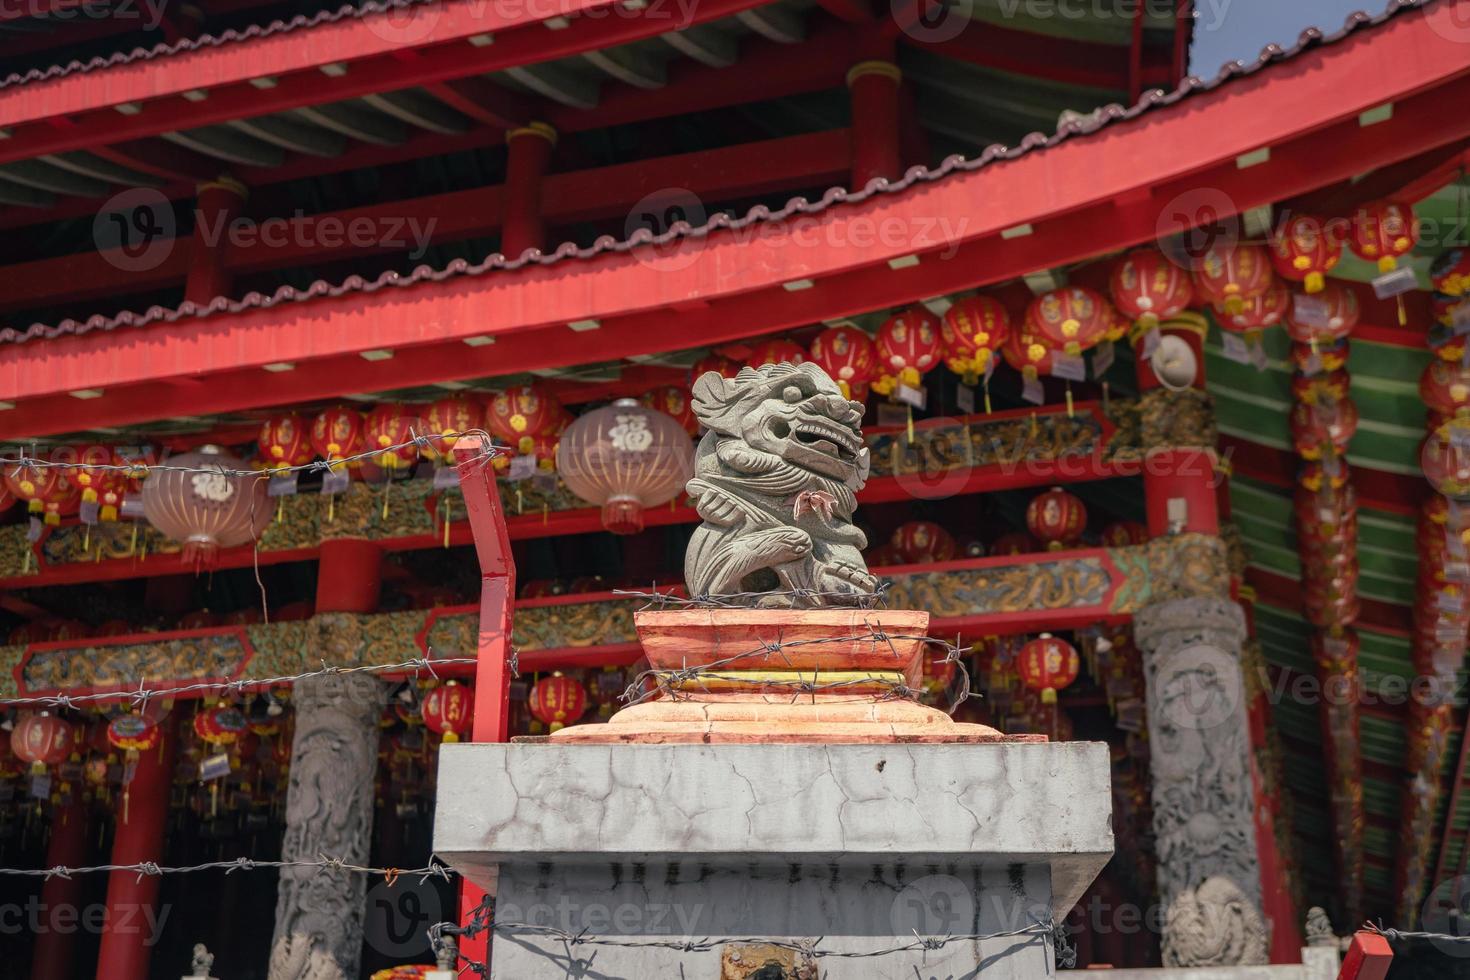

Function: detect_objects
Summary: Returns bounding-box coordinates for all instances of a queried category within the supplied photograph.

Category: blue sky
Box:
[1189,0,1380,77]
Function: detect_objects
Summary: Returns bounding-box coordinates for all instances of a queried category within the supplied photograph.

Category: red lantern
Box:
[1296,484,1357,538]
[421,680,474,742]
[1285,283,1360,346]
[1017,634,1080,704]
[1291,339,1349,376]
[1350,200,1419,274]
[421,396,484,464]
[1421,360,1470,419]
[310,407,366,466]
[691,353,742,380]
[1215,282,1288,335]
[808,326,877,400]
[940,296,1011,383]
[528,673,588,732]
[258,414,314,470]
[193,704,247,746]
[50,444,125,523]
[1100,521,1148,548]
[891,521,957,564]
[1026,487,1087,550]
[557,399,694,534]
[364,404,419,470]
[487,384,562,455]
[1025,287,1111,357]
[872,306,942,395]
[1432,248,1470,298]
[1290,398,1358,460]
[990,531,1038,556]
[11,713,75,773]
[106,714,160,756]
[1299,460,1351,493]
[1000,314,1055,383]
[865,542,902,567]
[1193,242,1274,315]
[1423,418,1470,500]
[1292,370,1351,406]
[141,446,270,570]
[178,609,219,630]
[745,338,807,369]
[639,385,699,437]
[3,448,80,525]
[1270,213,1341,293]
[1109,249,1194,330]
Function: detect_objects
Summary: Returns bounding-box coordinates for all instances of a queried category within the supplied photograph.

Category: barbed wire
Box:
[1366,923,1470,945]
[614,584,890,611]
[2,428,506,481]
[0,854,456,884]
[0,654,480,709]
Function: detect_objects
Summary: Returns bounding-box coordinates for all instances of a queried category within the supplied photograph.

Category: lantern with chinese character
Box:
[691,353,742,380]
[1026,487,1087,550]
[487,384,562,455]
[1292,370,1351,408]
[872,306,942,396]
[1270,213,1341,294]
[1100,521,1149,548]
[3,449,80,525]
[891,521,957,564]
[639,385,699,436]
[1110,249,1194,329]
[420,395,484,465]
[1215,282,1288,336]
[51,444,126,523]
[1018,634,1080,704]
[940,295,1011,384]
[808,326,877,400]
[258,414,315,471]
[528,672,587,732]
[557,399,694,534]
[1026,287,1111,357]
[12,713,75,774]
[1421,360,1470,419]
[1423,418,1470,500]
[1290,398,1359,460]
[106,714,160,761]
[194,704,247,746]
[141,446,271,569]
[363,404,419,471]
[746,338,807,369]
[1292,339,1350,377]
[421,680,474,743]
[1001,315,1054,383]
[1350,200,1419,274]
[1193,242,1274,315]
[310,407,366,469]
[1285,283,1360,347]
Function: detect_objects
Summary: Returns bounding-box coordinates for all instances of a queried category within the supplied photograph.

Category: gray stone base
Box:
[436,741,1113,978]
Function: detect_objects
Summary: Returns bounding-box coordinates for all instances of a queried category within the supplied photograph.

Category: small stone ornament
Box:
[185,942,216,980]
[685,361,877,606]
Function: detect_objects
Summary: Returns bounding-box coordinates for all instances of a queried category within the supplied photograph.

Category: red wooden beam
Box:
[902,18,1130,90]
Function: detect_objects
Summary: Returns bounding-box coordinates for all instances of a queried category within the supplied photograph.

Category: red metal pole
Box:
[1337,932,1392,980]
[847,56,901,190]
[183,176,247,307]
[315,538,383,614]
[94,717,178,980]
[453,437,517,970]
[500,122,556,260]
[1142,448,1219,537]
[31,800,88,980]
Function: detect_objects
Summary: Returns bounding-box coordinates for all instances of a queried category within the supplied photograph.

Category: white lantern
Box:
[142,445,270,569]
[557,399,694,534]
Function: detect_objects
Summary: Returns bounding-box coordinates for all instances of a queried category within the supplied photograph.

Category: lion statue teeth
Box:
[684,361,879,607]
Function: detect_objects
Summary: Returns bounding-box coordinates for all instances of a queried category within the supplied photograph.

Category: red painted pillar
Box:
[500,122,557,259]
[315,538,383,614]
[94,718,177,980]
[184,176,247,307]
[847,58,902,190]
[1136,317,1218,537]
[32,801,88,980]
[1132,318,1206,393]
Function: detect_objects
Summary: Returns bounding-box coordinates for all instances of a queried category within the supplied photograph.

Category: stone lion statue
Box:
[1162,875,1269,967]
[685,361,877,606]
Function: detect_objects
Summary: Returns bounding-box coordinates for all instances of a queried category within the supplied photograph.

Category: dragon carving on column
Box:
[685,361,878,606]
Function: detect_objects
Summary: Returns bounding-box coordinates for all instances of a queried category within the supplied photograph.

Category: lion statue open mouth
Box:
[683,361,879,607]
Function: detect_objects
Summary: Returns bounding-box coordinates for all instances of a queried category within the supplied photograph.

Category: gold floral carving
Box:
[1136,388,1217,450]
[17,633,251,694]
[867,408,1110,478]
[512,600,637,650]
[883,558,1113,617]
[1110,534,1232,611]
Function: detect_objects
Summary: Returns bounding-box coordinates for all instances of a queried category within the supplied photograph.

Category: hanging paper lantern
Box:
[691,353,742,380]
[872,306,942,395]
[363,404,419,470]
[746,338,808,369]
[257,414,315,471]
[1423,418,1470,500]
[557,399,694,534]
[1270,213,1341,293]
[1100,521,1149,548]
[11,713,75,774]
[891,521,957,564]
[106,714,160,756]
[310,407,366,467]
[1215,282,1289,335]
[990,531,1038,556]
[940,295,1011,383]
[1109,248,1195,330]
[3,448,80,525]
[1291,339,1350,376]
[808,326,877,400]
[639,385,699,437]
[1000,315,1055,383]
[487,384,562,456]
[1431,248,1470,298]
[193,704,247,746]
[865,542,902,567]
[528,672,587,732]
[1296,484,1358,538]
[420,396,484,464]
[1290,398,1359,460]
[1026,487,1087,550]
[1292,370,1351,407]
[1017,634,1080,704]
[1284,283,1360,347]
[526,433,560,472]
[1193,242,1274,315]
[1349,200,1419,273]
[1026,287,1111,357]
[421,680,474,743]
[1299,460,1351,493]
[49,444,125,523]
[141,446,271,570]
[1421,360,1470,419]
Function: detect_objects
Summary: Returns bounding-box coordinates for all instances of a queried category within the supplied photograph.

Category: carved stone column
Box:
[269,673,383,980]
[1133,596,1268,968]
